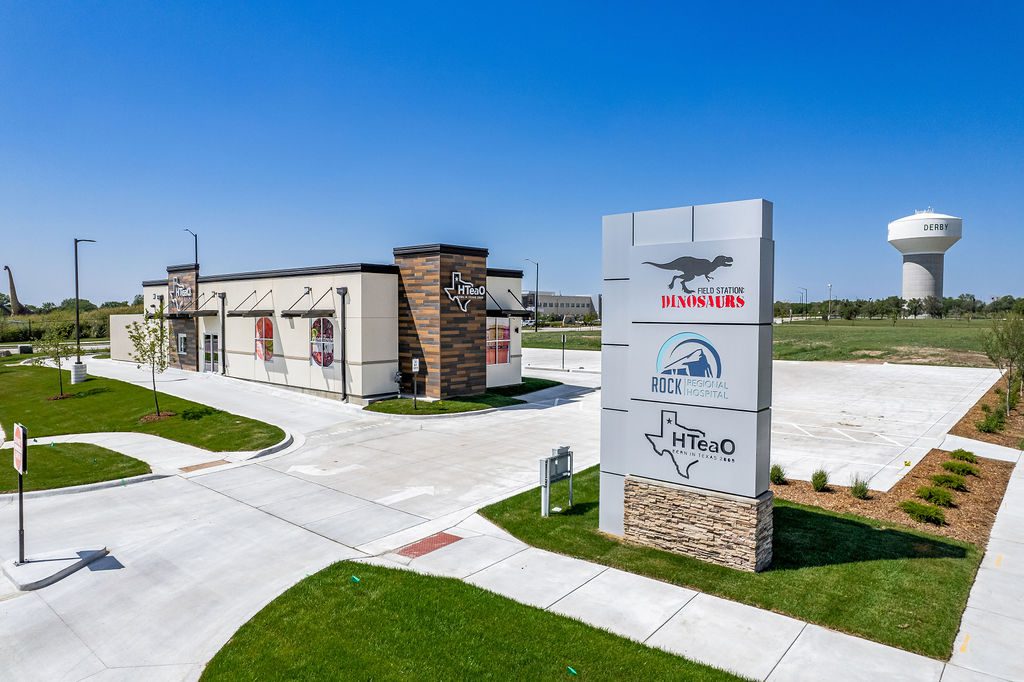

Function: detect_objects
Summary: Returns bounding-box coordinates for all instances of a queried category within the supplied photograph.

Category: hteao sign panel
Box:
[628,237,774,324]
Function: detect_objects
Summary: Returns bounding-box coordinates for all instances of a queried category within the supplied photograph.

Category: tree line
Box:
[774,294,1024,322]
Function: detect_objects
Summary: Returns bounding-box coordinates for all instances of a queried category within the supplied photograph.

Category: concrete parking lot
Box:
[0,352,999,679]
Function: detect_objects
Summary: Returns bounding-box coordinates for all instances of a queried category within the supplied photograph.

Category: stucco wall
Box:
[109,314,144,362]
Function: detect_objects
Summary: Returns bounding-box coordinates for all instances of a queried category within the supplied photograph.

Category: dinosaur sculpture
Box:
[642,255,734,293]
[3,265,30,315]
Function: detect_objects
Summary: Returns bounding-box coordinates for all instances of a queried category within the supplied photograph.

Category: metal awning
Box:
[227,309,276,318]
[192,309,219,317]
[486,308,531,318]
[281,308,335,319]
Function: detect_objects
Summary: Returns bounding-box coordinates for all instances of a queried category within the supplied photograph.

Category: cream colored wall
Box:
[193,270,399,399]
[485,274,524,388]
[109,314,144,362]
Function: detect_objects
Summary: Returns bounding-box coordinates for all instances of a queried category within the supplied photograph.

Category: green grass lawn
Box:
[364,376,562,415]
[521,320,993,366]
[0,365,285,452]
[201,560,743,682]
[480,467,980,658]
[0,442,150,493]
[773,318,992,364]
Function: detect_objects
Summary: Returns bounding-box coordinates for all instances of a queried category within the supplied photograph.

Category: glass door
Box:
[203,333,220,373]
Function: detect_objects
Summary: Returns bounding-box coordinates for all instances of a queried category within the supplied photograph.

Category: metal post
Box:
[184,228,198,266]
[413,373,417,410]
[73,238,96,364]
[541,459,550,517]
[17,471,24,565]
[827,283,833,322]
[526,258,539,331]
[561,333,565,370]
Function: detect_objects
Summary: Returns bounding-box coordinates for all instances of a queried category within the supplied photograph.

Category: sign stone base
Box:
[623,475,773,572]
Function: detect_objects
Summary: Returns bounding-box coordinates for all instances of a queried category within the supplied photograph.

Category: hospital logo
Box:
[444,271,486,312]
[645,410,736,479]
[650,332,728,401]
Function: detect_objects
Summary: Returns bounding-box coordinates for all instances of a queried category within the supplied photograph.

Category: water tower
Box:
[887,208,962,301]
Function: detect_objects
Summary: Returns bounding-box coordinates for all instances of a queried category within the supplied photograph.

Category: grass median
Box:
[0,365,284,452]
[480,466,980,658]
[364,377,562,415]
[201,561,743,681]
[0,442,150,493]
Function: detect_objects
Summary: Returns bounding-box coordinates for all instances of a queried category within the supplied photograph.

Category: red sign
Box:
[12,423,26,475]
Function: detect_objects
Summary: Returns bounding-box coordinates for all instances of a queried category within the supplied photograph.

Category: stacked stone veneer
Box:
[395,245,488,399]
[623,475,773,572]
[167,264,198,371]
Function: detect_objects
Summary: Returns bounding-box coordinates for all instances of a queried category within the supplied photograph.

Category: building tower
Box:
[887,209,962,301]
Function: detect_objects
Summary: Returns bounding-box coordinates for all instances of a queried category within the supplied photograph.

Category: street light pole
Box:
[827,283,833,322]
[184,228,198,265]
[525,258,539,332]
[73,238,96,364]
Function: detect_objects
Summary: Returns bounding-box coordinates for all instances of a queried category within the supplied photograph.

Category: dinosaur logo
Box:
[444,272,486,312]
[645,410,736,479]
[643,255,733,294]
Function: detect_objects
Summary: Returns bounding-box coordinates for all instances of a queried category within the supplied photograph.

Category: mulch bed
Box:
[139,411,176,423]
[772,448,1014,546]
[949,376,1024,449]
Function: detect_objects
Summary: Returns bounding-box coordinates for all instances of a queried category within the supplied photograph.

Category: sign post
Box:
[411,358,420,409]
[539,446,573,517]
[12,423,27,565]
[600,199,775,572]
[561,334,566,370]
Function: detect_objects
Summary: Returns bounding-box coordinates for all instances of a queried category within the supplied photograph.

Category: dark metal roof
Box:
[142,279,166,287]
[393,243,488,258]
[199,263,398,283]
[486,268,524,279]
[166,263,198,273]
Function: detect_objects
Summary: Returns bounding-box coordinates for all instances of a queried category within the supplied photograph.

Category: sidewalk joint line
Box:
[763,622,808,681]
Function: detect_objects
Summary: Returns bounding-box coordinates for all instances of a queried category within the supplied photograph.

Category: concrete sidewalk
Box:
[949,437,1024,681]
[363,514,951,681]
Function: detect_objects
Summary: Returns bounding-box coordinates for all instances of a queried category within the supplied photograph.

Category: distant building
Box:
[521,291,598,320]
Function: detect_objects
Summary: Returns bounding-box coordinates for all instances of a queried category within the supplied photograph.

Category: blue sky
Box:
[1,2,1022,305]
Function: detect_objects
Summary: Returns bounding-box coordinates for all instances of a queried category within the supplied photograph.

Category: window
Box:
[255,317,274,361]
[310,317,334,367]
[176,333,187,355]
[486,317,510,365]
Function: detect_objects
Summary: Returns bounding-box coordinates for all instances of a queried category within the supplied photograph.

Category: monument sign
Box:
[600,199,774,571]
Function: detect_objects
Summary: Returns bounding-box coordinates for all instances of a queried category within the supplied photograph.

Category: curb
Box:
[371,406,502,420]
[523,365,601,375]
[0,473,169,501]
[251,431,295,458]
[2,547,109,591]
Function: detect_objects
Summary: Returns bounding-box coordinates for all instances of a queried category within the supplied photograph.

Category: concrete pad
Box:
[647,593,805,681]
[257,486,370,526]
[466,547,606,609]
[455,513,523,543]
[84,664,202,681]
[980,538,1024,576]
[2,547,108,591]
[966,566,1024,619]
[304,504,426,547]
[941,434,1022,463]
[950,607,1024,682]
[989,504,1024,544]
[550,567,697,642]
[940,664,1009,682]
[767,624,943,682]
[407,534,525,579]
[0,592,106,679]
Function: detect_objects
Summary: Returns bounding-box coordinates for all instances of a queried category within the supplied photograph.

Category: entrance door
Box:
[203,333,220,373]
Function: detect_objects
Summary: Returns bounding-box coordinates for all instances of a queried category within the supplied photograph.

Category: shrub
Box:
[900,500,946,525]
[948,449,978,464]
[980,403,991,414]
[849,475,869,500]
[931,473,968,491]
[943,460,980,477]
[182,406,219,421]
[811,468,829,492]
[976,405,1006,433]
[916,486,954,507]
[769,464,787,485]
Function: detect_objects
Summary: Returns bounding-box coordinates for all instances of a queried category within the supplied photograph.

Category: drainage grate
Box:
[396,532,463,558]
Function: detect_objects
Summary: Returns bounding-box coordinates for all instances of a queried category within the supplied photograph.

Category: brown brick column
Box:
[395,244,488,399]
[167,264,199,371]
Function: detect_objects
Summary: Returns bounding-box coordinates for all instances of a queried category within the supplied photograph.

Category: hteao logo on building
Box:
[169,277,193,311]
[650,332,728,401]
[444,272,485,312]
[645,410,737,479]
[643,254,746,310]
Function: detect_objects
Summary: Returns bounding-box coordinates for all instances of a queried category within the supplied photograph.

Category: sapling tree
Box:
[128,302,170,416]
[33,320,73,397]
[983,313,1024,415]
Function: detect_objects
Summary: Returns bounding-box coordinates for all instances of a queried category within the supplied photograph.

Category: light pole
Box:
[827,283,833,322]
[73,238,96,365]
[184,228,198,265]
[525,258,539,332]
[798,287,808,319]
